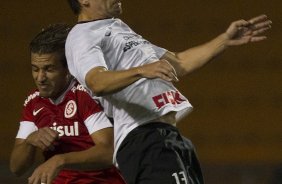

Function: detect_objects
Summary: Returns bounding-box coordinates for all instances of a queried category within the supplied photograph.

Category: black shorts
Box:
[116,122,204,184]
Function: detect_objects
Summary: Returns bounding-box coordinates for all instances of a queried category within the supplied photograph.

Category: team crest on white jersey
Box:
[64,100,77,118]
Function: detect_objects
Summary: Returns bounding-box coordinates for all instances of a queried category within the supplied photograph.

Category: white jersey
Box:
[66,18,193,163]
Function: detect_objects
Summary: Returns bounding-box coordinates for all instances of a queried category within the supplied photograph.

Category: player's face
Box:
[90,0,122,18]
[31,52,70,100]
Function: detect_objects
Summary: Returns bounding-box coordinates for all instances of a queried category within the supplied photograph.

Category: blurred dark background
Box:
[1,0,281,183]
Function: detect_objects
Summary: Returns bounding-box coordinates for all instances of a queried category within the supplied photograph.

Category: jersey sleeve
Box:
[78,91,112,135]
[151,44,167,59]
[66,28,108,87]
[16,100,38,139]
[84,112,112,135]
[76,45,107,87]
[16,121,38,139]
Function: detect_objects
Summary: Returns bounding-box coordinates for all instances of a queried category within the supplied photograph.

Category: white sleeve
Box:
[66,29,108,88]
[84,112,113,135]
[151,44,167,58]
[75,46,108,87]
[16,121,38,139]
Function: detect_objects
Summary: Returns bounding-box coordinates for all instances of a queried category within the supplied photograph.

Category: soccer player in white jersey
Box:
[65,0,272,183]
[10,24,126,184]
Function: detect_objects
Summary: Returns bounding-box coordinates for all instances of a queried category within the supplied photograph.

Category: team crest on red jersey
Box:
[64,100,77,118]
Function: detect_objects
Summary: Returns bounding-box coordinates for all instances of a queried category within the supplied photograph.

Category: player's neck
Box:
[50,78,74,104]
[78,12,111,22]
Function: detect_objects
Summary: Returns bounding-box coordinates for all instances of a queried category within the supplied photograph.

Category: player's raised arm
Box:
[162,15,272,77]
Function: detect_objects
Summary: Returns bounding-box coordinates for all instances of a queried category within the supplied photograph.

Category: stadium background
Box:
[0,0,281,183]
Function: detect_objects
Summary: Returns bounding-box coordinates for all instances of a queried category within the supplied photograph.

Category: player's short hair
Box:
[30,24,72,67]
[67,0,81,15]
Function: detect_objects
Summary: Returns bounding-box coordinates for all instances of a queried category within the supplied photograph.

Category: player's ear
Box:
[78,0,89,6]
[66,73,73,81]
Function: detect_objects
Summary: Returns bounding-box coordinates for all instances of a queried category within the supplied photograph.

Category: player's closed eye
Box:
[46,68,56,72]
[31,66,39,72]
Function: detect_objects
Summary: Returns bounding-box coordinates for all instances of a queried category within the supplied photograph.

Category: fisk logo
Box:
[50,122,79,136]
[152,90,185,109]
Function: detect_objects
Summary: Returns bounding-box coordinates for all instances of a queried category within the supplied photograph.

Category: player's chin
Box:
[39,90,52,98]
[111,7,122,16]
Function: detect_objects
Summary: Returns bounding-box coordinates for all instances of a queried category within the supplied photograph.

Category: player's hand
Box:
[138,59,179,82]
[28,155,63,184]
[26,127,59,151]
[224,14,272,46]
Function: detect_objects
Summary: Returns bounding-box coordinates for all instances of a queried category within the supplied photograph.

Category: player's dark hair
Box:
[30,23,72,67]
[67,0,81,15]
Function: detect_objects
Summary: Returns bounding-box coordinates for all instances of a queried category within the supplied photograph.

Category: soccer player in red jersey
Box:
[10,24,125,184]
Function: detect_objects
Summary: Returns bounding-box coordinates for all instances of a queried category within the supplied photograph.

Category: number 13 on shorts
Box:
[172,171,188,184]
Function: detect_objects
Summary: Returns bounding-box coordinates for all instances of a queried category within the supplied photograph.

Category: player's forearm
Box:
[54,145,113,171]
[165,33,229,76]
[10,141,36,176]
[86,67,143,96]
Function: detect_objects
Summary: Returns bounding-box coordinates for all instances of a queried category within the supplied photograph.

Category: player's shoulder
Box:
[69,19,118,39]
[69,80,94,102]
[67,25,103,52]
[70,80,89,94]
[23,89,40,107]
[69,81,101,110]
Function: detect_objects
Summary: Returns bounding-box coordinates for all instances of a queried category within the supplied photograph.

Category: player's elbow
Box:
[85,68,109,96]
[9,153,33,176]
[87,80,107,96]
[9,162,24,176]
[97,145,114,167]
[103,152,115,167]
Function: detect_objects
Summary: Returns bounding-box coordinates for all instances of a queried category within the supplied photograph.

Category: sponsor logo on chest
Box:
[50,122,79,137]
[122,35,150,52]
